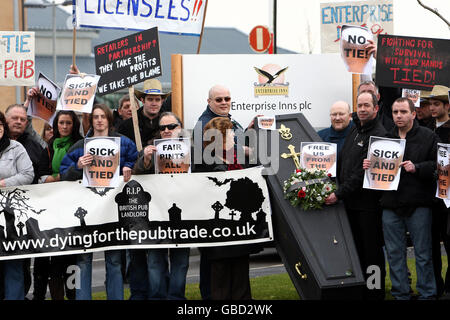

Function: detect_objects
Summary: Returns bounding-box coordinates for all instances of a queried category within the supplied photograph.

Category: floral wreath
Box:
[283,168,337,210]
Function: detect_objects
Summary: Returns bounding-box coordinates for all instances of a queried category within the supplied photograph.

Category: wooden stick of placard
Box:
[196,0,208,54]
[128,86,143,152]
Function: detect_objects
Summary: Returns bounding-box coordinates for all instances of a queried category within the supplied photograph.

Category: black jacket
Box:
[380,121,438,215]
[17,132,44,184]
[336,114,387,211]
[117,107,161,147]
[429,118,450,144]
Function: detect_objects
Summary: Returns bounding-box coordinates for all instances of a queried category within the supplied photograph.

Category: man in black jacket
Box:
[374,97,438,300]
[118,79,170,148]
[422,85,450,297]
[325,91,387,300]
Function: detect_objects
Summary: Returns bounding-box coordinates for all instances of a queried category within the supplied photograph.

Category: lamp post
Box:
[24,0,72,82]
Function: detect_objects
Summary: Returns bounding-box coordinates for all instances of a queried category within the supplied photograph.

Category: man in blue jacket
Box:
[318,101,353,156]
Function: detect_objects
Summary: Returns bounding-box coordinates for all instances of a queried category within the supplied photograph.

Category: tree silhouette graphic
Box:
[224,177,265,222]
[0,188,46,240]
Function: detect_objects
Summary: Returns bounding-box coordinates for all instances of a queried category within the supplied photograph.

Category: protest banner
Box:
[402,88,420,107]
[182,54,352,129]
[363,136,405,190]
[74,0,206,36]
[339,25,373,74]
[95,27,162,96]
[28,73,60,124]
[375,35,450,91]
[0,166,272,260]
[320,0,393,53]
[300,142,337,177]
[83,137,121,188]
[436,143,450,200]
[0,31,35,86]
[154,138,191,174]
[257,116,276,130]
[56,73,100,113]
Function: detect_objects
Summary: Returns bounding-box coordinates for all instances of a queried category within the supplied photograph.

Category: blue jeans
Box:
[148,248,190,300]
[382,207,436,300]
[76,250,124,300]
[4,260,24,300]
[128,249,149,300]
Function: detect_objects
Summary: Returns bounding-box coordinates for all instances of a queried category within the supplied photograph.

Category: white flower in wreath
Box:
[317,196,322,201]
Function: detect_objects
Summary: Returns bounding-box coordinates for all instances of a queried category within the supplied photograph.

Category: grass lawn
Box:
[92,255,448,300]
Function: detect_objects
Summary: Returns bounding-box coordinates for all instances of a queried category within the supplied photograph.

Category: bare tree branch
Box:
[417,0,450,28]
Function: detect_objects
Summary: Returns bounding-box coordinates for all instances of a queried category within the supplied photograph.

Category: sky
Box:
[202,0,450,53]
[58,0,449,53]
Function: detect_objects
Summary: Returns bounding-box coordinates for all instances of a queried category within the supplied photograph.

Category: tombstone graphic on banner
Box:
[28,72,60,124]
[154,138,191,174]
[57,74,100,113]
[363,136,405,190]
[340,25,373,74]
[300,142,337,177]
[83,137,121,187]
[436,143,450,200]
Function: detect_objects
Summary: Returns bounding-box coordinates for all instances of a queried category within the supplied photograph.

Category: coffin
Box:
[255,113,365,300]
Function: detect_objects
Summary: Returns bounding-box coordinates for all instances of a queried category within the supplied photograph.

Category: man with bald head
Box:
[318,101,353,156]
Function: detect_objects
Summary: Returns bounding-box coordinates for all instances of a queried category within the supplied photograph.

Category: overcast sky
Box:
[203,0,450,53]
[59,0,449,53]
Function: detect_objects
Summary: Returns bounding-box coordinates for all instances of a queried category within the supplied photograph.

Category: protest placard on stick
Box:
[74,0,207,36]
[0,31,35,86]
[95,27,162,96]
[28,72,60,124]
[339,25,373,75]
[300,142,337,177]
[375,35,450,90]
[83,137,121,188]
[57,73,100,113]
[363,136,405,190]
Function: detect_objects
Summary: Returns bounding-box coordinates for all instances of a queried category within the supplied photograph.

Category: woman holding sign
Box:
[60,104,138,300]
[33,111,83,300]
[0,111,34,300]
[132,112,191,300]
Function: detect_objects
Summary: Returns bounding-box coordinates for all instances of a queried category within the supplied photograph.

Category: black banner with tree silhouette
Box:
[0,167,273,260]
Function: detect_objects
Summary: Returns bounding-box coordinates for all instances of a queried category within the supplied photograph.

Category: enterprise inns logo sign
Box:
[253,64,289,97]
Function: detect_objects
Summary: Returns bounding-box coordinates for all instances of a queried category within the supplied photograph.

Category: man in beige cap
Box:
[422,84,450,298]
[118,79,170,148]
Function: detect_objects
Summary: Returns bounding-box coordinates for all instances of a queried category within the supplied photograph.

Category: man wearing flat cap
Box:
[118,79,170,148]
[422,85,450,298]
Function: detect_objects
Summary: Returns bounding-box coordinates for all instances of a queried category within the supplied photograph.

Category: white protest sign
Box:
[436,143,450,200]
[83,137,121,188]
[402,89,421,107]
[57,73,100,113]
[320,0,394,53]
[154,138,191,174]
[257,116,276,130]
[75,0,206,35]
[340,25,373,74]
[28,73,60,124]
[363,136,405,190]
[0,31,35,86]
[300,142,337,177]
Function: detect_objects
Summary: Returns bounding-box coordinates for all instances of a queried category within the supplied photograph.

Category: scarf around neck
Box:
[51,136,73,176]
